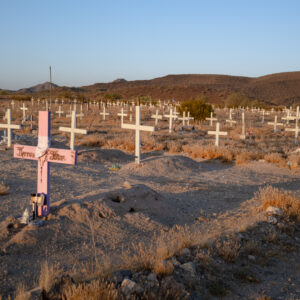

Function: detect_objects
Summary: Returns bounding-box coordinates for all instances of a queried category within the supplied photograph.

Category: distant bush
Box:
[179,97,213,121]
[104,93,122,100]
[225,93,265,108]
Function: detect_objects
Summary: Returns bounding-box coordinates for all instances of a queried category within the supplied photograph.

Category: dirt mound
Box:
[122,155,200,177]
[78,149,132,164]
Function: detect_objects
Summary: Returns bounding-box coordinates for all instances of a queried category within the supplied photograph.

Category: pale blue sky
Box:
[1,0,299,90]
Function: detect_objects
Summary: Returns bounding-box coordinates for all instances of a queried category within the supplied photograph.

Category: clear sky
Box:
[1,0,299,90]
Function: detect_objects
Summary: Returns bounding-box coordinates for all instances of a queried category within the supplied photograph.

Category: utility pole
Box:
[49,66,52,108]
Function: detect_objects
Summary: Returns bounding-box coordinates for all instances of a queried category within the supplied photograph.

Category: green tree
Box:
[179,97,213,121]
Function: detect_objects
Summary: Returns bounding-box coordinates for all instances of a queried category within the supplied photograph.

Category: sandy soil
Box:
[0,102,299,299]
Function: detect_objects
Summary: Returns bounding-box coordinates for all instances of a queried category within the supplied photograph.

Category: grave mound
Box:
[78,149,132,163]
[56,184,177,226]
[122,155,200,176]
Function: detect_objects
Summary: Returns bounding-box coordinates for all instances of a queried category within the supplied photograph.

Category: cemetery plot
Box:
[0,99,299,299]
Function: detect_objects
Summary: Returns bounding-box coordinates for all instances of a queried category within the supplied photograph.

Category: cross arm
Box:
[14,145,77,164]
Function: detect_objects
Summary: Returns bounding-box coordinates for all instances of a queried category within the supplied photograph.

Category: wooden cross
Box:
[0,109,21,147]
[268,115,283,132]
[56,105,64,117]
[178,111,188,126]
[285,112,299,144]
[186,112,194,126]
[117,108,127,124]
[240,111,246,139]
[207,122,227,147]
[100,106,110,120]
[226,109,236,126]
[164,108,177,133]
[122,104,155,164]
[151,109,163,126]
[59,111,87,150]
[14,111,77,217]
[206,112,217,126]
[20,103,28,122]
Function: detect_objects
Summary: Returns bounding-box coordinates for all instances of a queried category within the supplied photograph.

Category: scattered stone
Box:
[248,255,256,261]
[147,273,157,282]
[180,248,191,257]
[110,193,125,203]
[268,216,278,225]
[266,206,283,216]
[121,278,136,294]
[172,257,180,266]
[123,181,132,189]
[179,262,196,276]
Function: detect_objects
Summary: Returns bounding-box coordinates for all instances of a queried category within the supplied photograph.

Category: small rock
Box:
[147,273,157,282]
[133,283,143,294]
[179,262,196,276]
[172,257,180,266]
[268,216,278,225]
[266,206,283,216]
[180,248,191,257]
[248,255,256,261]
[123,181,132,189]
[121,278,136,294]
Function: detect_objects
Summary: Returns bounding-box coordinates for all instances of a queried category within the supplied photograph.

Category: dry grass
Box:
[121,225,205,275]
[39,261,62,293]
[288,153,300,169]
[15,283,30,300]
[264,152,286,167]
[256,186,300,221]
[63,279,119,300]
[78,135,105,147]
[0,181,9,195]
[236,150,259,165]
[166,141,183,153]
[182,144,234,162]
[215,236,241,262]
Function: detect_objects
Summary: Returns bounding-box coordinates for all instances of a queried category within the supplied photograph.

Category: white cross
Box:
[11,100,15,109]
[20,103,28,122]
[207,122,227,147]
[164,108,177,133]
[178,111,188,126]
[59,111,87,150]
[226,109,236,126]
[186,112,194,126]
[261,109,265,124]
[46,100,49,111]
[0,109,21,147]
[129,114,133,122]
[100,106,110,120]
[56,105,64,117]
[117,108,127,124]
[151,109,163,126]
[122,104,155,164]
[240,111,246,139]
[285,109,299,144]
[268,115,283,132]
[206,112,217,126]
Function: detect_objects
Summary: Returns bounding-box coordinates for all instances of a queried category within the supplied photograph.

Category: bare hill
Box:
[8,72,300,106]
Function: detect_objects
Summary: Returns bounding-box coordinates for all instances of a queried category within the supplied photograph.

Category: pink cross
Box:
[14,111,77,217]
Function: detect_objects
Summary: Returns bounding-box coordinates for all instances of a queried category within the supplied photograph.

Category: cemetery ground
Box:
[0,102,300,299]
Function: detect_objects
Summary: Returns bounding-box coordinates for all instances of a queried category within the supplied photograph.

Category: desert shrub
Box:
[166,141,183,153]
[225,93,253,108]
[182,144,233,162]
[77,135,105,147]
[179,97,213,121]
[15,283,30,300]
[39,261,62,293]
[256,186,300,221]
[215,236,241,263]
[0,182,9,195]
[264,153,286,167]
[63,279,119,300]
[288,153,300,169]
[236,150,259,165]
